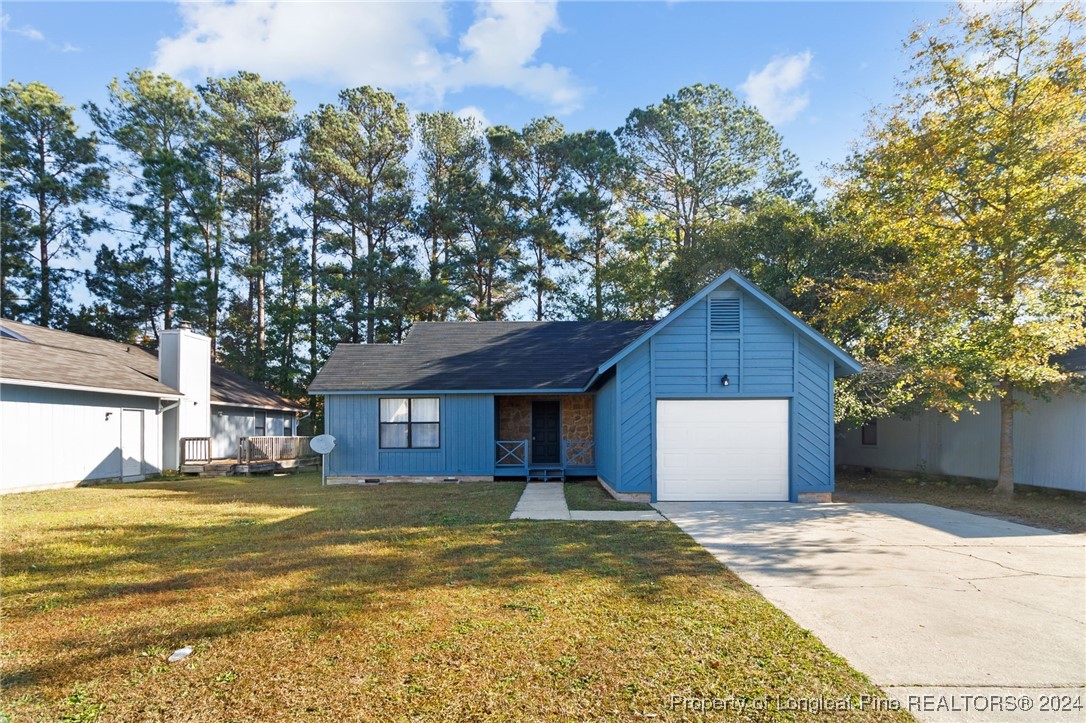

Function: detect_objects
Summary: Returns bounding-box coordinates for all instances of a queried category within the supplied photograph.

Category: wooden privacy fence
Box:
[238,436,316,464]
[180,437,212,466]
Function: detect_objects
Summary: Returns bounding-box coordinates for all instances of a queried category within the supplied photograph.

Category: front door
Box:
[120,408,145,480]
[531,401,561,464]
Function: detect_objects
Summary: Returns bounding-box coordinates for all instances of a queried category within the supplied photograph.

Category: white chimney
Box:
[159,325,211,469]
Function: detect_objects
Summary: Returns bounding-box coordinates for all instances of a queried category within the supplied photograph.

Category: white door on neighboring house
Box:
[121,409,145,480]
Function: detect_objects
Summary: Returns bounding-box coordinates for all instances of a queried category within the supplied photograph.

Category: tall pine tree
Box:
[0,81,106,327]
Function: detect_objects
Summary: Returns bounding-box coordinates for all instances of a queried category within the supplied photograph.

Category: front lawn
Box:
[835,471,1086,533]
[564,479,654,511]
[2,474,905,721]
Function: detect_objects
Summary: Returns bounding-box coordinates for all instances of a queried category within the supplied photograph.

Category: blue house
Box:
[309,271,861,502]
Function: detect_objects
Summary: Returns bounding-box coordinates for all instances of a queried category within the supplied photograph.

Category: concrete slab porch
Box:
[510,483,665,522]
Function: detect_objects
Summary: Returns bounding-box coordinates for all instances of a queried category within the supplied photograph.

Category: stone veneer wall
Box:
[561,395,593,441]
[496,395,594,442]
[498,397,532,440]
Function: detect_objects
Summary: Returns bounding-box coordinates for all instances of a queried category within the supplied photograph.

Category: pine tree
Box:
[0,81,106,327]
[87,70,203,331]
[413,111,484,321]
[487,118,569,320]
[198,72,297,378]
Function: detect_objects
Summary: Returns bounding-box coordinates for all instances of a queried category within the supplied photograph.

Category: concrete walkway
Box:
[655,501,1086,722]
[510,483,664,521]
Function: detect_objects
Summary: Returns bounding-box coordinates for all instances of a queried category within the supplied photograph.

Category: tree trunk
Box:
[993,378,1015,495]
[38,192,50,327]
[37,133,51,327]
[310,196,319,381]
[365,234,376,344]
[163,197,173,329]
[207,153,226,358]
[204,226,218,358]
[255,202,266,353]
[351,227,362,344]
[535,246,545,320]
[594,231,604,321]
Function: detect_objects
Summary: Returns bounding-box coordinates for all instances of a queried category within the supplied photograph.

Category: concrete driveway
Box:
[655,502,1086,722]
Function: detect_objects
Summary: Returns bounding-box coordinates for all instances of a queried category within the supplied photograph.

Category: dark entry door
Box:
[531,401,561,464]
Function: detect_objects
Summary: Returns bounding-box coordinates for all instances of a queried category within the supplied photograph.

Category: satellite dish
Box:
[310,434,336,455]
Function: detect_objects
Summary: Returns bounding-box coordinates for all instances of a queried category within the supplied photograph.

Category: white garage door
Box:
[656,399,789,501]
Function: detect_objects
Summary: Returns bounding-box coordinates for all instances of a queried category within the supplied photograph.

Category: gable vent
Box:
[709,298,740,334]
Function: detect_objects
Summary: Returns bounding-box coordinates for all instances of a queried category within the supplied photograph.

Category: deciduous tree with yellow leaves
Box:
[830,0,1086,494]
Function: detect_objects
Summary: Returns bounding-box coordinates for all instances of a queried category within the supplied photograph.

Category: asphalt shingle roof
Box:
[0,320,180,397]
[0,318,301,409]
[309,321,655,392]
[209,364,304,410]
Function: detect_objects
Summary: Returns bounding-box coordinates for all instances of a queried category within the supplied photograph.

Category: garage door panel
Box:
[656,399,789,501]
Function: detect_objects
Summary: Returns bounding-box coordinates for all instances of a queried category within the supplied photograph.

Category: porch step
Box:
[527,467,565,482]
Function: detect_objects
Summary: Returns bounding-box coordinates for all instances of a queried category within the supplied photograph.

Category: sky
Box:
[1,0,957,185]
[1,0,957,313]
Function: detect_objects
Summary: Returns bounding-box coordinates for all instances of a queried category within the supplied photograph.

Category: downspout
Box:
[158,399,182,472]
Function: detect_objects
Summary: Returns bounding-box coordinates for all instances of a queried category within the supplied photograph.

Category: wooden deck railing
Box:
[180,437,212,466]
[496,440,529,467]
[563,440,595,467]
[494,440,595,469]
[238,436,316,464]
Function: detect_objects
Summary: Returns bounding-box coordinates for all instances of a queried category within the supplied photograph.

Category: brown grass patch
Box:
[835,470,1086,533]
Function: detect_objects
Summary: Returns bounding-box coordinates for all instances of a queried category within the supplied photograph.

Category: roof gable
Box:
[594,270,862,379]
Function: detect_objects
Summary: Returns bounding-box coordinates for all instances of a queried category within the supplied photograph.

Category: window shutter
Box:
[709,298,740,334]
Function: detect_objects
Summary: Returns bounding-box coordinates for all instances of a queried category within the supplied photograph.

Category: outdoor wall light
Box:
[721,375,730,387]
[105,411,113,421]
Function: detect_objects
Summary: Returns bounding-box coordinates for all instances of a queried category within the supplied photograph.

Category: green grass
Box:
[1,473,907,721]
[563,479,654,511]
[835,471,1086,533]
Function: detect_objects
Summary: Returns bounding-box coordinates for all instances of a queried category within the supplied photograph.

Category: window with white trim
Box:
[379,398,440,449]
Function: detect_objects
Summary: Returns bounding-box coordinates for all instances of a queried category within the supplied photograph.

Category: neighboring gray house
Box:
[837,347,1086,492]
[210,365,301,457]
[0,319,302,493]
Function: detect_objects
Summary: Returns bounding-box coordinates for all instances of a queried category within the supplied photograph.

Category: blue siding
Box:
[792,340,833,493]
[742,299,795,394]
[594,375,619,485]
[611,280,838,500]
[618,344,653,493]
[654,299,707,396]
[325,393,494,476]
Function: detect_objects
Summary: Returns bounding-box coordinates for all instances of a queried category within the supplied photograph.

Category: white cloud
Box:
[740,51,814,125]
[454,105,491,131]
[1,14,45,41]
[444,1,582,111]
[154,0,584,112]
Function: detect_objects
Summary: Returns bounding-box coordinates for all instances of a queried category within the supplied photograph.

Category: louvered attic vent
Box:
[709,298,740,334]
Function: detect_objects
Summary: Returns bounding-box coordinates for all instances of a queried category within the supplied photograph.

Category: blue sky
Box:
[3,1,952,186]
[2,1,955,314]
